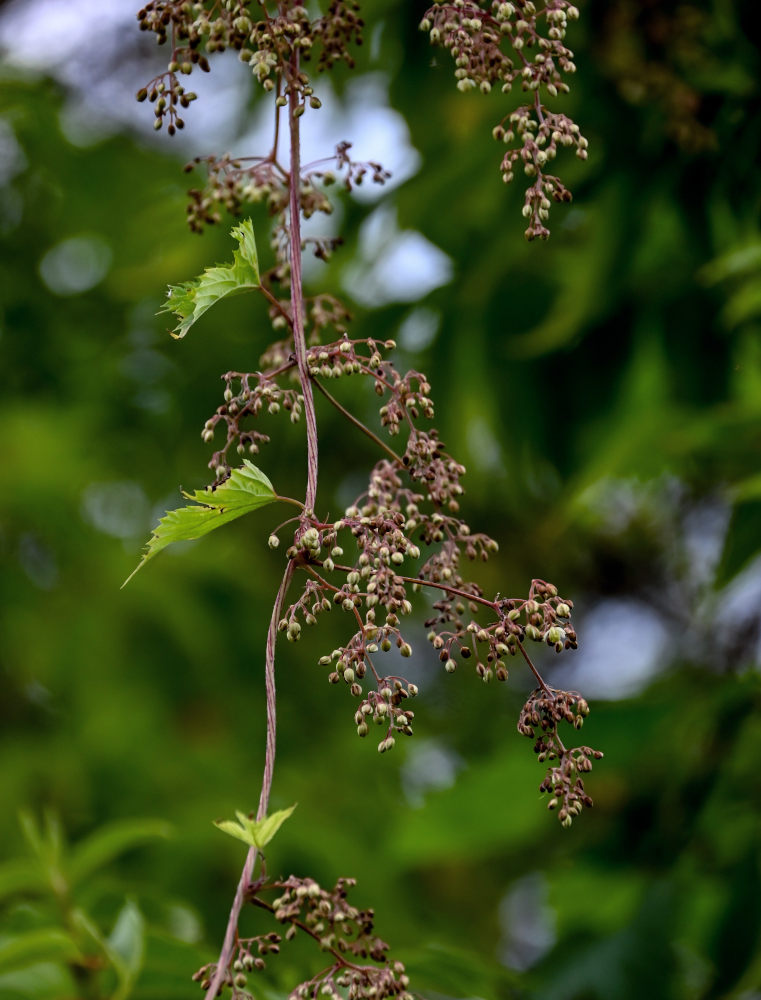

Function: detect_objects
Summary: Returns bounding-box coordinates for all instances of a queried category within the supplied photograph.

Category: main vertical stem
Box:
[206,60,319,999]
[288,62,319,515]
[206,563,293,999]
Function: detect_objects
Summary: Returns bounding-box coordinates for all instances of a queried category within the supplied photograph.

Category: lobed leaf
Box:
[214,804,297,849]
[252,804,298,848]
[123,461,277,586]
[159,219,260,339]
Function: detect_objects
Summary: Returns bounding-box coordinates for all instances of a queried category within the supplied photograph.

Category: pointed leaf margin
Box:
[213,804,297,850]
[159,219,260,339]
[123,460,277,587]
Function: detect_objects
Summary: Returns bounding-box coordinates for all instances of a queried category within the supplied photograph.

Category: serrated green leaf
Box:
[212,818,257,847]
[123,461,277,586]
[251,804,297,848]
[214,804,297,849]
[159,219,260,339]
[67,819,172,887]
[0,930,80,975]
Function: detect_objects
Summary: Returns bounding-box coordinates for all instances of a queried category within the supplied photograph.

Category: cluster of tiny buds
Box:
[517,685,587,741]
[192,934,276,990]
[421,0,586,238]
[540,748,600,827]
[182,142,389,235]
[136,73,199,134]
[518,686,603,826]
[197,316,594,814]
[500,581,577,651]
[421,1,579,95]
[352,677,418,752]
[240,2,364,89]
[424,579,575,683]
[306,337,395,381]
[493,107,586,239]
[137,2,364,113]
[190,272,594,814]
[193,875,413,1000]
[203,371,304,484]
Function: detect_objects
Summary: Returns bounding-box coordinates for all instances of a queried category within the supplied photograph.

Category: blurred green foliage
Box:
[2,1,761,998]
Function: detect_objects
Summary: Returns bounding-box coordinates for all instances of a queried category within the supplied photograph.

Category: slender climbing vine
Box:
[131,2,596,996]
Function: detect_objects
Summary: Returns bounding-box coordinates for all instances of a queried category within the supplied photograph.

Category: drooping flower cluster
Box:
[184,142,389,235]
[202,328,600,821]
[136,3,595,996]
[518,687,603,825]
[193,876,412,1000]
[137,1,364,94]
[421,0,587,238]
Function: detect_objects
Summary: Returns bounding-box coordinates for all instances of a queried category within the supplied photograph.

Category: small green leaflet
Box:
[214,804,297,849]
[160,219,260,339]
[123,461,276,587]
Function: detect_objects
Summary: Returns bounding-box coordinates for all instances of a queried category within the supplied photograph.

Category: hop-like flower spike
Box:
[423,0,588,238]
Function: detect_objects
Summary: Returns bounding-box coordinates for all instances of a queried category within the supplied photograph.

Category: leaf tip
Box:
[120,562,144,589]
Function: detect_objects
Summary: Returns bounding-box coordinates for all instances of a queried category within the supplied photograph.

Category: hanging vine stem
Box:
[205,63,318,997]
[206,560,295,999]
[132,2,598,995]
[287,55,319,520]
[206,49,330,1000]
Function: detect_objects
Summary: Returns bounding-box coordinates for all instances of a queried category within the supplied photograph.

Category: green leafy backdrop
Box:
[1,2,761,997]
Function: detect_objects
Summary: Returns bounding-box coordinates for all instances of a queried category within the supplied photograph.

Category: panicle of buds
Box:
[199,320,599,816]
[421,0,587,238]
[183,141,390,235]
[137,2,599,998]
[518,686,602,825]
[193,876,412,1000]
[138,1,363,96]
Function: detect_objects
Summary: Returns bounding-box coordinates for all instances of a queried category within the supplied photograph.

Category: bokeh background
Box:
[2,1,761,998]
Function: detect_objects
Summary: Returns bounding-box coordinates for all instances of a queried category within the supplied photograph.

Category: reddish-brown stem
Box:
[304,563,340,593]
[391,572,498,612]
[515,638,554,698]
[354,361,417,436]
[205,562,294,998]
[272,77,282,161]
[275,494,305,510]
[288,61,319,516]
[259,283,292,326]
[312,377,403,465]
[534,89,545,125]
[206,52,320,1000]
[248,895,367,974]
